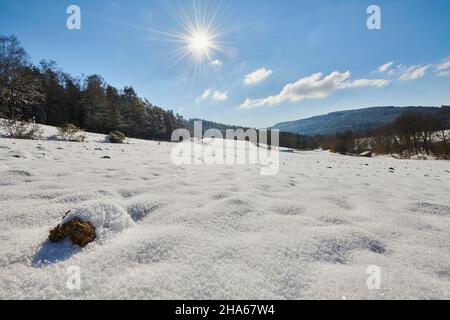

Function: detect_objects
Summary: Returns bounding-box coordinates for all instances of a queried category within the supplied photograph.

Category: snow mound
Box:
[63,201,135,239]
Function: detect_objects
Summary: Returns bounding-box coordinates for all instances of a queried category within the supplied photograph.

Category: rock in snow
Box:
[49,217,96,247]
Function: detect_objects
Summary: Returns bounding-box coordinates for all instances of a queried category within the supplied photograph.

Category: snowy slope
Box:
[0,124,449,299]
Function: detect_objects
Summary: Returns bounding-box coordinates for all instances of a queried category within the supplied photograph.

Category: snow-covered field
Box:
[0,124,449,299]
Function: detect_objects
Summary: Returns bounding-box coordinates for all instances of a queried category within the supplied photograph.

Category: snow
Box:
[63,202,135,239]
[0,123,449,299]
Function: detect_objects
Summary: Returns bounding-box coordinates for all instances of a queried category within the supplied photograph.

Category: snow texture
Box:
[0,123,449,299]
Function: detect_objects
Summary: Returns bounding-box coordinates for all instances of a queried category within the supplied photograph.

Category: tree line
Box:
[0,34,186,141]
[188,119,318,150]
[319,108,450,158]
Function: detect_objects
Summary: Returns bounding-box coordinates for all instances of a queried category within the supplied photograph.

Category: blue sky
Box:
[1,0,450,128]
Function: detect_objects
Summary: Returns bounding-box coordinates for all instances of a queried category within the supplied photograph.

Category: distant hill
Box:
[271,106,444,136]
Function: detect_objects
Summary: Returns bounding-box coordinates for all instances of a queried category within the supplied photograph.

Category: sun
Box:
[181,26,219,63]
[158,1,234,71]
[188,31,213,56]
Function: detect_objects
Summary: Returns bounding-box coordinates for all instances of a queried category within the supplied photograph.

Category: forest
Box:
[0,34,186,141]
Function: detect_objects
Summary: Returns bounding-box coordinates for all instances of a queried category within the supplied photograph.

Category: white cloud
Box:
[244,67,273,85]
[212,91,228,102]
[376,61,395,73]
[239,71,389,109]
[436,70,450,77]
[196,89,228,104]
[341,78,390,88]
[211,59,222,67]
[195,89,211,103]
[398,65,430,81]
[378,63,430,81]
[435,57,450,71]
[238,56,450,109]
[434,57,450,77]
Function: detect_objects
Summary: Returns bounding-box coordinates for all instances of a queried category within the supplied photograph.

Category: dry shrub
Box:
[0,118,43,140]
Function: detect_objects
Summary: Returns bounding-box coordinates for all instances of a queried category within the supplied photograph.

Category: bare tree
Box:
[0,35,43,118]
